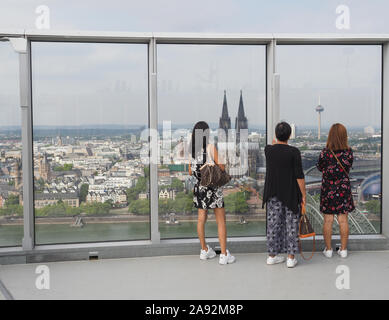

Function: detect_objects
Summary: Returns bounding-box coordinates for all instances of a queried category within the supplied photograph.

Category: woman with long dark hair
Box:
[188,121,235,265]
[317,123,354,259]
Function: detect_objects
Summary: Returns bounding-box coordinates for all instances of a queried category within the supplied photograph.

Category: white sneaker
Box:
[337,249,348,258]
[219,250,236,265]
[266,255,286,265]
[200,245,216,260]
[323,248,333,258]
[287,258,298,268]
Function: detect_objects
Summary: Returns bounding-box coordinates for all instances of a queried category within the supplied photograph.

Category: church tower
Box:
[39,153,51,181]
[11,159,22,189]
[219,90,231,139]
[235,90,248,144]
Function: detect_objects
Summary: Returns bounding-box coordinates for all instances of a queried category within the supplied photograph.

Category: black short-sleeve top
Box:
[262,144,305,214]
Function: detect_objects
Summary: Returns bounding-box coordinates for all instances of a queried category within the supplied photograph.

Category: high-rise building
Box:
[364,126,375,136]
[315,96,324,140]
[57,135,63,146]
[290,123,297,140]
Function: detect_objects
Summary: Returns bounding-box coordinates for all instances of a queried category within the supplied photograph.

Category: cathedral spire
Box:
[237,90,246,119]
[219,90,231,136]
[235,90,248,145]
[221,90,229,119]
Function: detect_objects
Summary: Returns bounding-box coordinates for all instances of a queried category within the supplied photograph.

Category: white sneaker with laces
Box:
[219,250,236,265]
[337,249,348,258]
[286,258,298,268]
[266,255,286,265]
[323,248,333,258]
[200,245,216,260]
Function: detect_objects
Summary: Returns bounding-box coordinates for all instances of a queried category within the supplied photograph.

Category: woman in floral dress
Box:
[188,121,235,265]
[317,123,354,259]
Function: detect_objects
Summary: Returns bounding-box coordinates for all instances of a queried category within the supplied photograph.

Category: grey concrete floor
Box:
[0,251,388,300]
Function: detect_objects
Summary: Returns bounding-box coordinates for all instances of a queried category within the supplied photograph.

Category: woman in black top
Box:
[263,122,306,268]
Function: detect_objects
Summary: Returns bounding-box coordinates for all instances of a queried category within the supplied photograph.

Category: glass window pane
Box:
[0,42,23,247]
[278,45,382,235]
[157,44,266,239]
[31,42,150,244]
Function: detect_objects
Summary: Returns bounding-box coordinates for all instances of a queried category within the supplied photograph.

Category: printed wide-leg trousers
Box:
[266,196,300,255]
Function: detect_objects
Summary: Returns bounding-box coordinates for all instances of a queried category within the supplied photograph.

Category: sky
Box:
[0,0,388,129]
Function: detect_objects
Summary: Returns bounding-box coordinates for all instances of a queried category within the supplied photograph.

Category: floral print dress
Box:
[316,148,355,215]
[191,152,224,210]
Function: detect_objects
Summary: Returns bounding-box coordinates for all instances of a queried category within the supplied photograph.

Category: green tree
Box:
[53,163,73,171]
[0,204,23,217]
[158,199,175,215]
[5,194,19,206]
[80,202,111,215]
[174,193,193,214]
[35,178,45,190]
[104,199,113,207]
[144,167,150,178]
[79,184,89,203]
[128,199,150,215]
[126,176,148,201]
[171,178,184,192]
[365,199,380,214]
[224,192,249,214]
[35,201,79,217]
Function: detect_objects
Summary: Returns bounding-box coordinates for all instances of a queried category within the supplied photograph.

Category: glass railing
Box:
[0,34,384,248]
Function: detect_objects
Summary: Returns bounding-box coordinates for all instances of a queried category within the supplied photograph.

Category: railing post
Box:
[149,37,161,244]
[15,38,35,250]
[382,43,389,237]
[266,39,279,144]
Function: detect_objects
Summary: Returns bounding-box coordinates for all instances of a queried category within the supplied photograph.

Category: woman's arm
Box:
[349,149,354,167]
[346,148,354,169]
[297,178,306,209]
[316,149,326,172]
[212,145,225,171]
[188,163,192,176]
[294,148,306,210]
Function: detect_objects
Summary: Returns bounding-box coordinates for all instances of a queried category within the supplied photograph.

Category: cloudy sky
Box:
[0,0,387,129]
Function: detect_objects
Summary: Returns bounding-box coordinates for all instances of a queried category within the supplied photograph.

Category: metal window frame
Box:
[19,39,35,250]
[0,30,388,260]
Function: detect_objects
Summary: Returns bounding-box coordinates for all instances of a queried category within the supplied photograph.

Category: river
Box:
[0,219,381,247]
[0,220,266,247]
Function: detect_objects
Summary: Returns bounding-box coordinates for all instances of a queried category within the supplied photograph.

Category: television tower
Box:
[315,96,324,140]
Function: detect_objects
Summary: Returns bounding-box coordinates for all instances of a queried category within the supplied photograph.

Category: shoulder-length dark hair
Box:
[326,123,349,151]
[191,121,209,159]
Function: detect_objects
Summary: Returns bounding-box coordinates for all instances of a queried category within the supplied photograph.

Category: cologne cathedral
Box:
[218,90,262,178]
